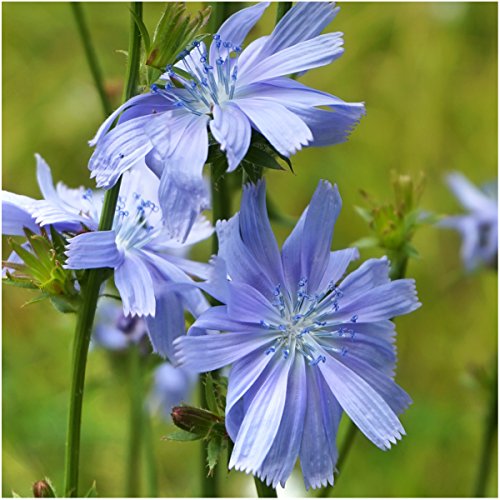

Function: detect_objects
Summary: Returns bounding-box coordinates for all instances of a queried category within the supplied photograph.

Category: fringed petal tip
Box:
[303,472,335,491]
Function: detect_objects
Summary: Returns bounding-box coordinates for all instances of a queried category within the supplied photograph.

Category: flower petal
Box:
[65,231,122,269]
[319,353,405,450]
[229,355,292,474]
[239,181,285,288]
[299,365,341,490]
[35,154,58,201]
[316,248,360,292]
[115,253,156,317]
[209,1,270,63]
[210,103,251,172]
[175,331,273,373]
[157,114,210,242]
[2,192,38,236]
[146,290,185,361]
[257,355,307,488]
[446,172,495,213]
[234,98,312,156]
[238,33,344,86]
[338,256,390,299]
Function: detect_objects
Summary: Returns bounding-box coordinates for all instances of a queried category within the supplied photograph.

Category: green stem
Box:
[276,2,292,23]
[126,345,143,497]
[63,3,143,496]
[143,409,159,497]
[70,2,114,116]
[474,356,498,497]
[254,477,277,498]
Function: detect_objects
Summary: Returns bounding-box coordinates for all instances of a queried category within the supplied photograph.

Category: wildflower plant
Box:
[3,2,444,498]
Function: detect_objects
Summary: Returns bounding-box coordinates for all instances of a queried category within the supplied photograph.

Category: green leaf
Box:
[206,435,226,476]
[244,146,286,172]
[204,373,219,415]
[163,429,203,442]
[351,236,378,249]
[354,205,373,223]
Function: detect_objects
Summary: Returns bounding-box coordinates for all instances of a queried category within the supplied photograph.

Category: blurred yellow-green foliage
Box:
[2,2,497,497]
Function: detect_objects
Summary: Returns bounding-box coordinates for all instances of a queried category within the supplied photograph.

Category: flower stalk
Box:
[63,3,143,496]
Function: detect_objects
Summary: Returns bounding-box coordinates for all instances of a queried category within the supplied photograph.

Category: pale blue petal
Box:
[209,1,270,63]
[292,102,366,147]
[65,231,122,269]
[157,114,210,242]
[338,257,391,299]
[210,103,251,172]
[257,355,307,488]
[319,353,405,450]
[146,290,185,361]
[226,281,282,325]
[299,365,341,490]
[316,248,360,292]
[115,253,156,317]
[238,33,344,86]
[225,350,275,440]
[35,154,58,201]
[447,172,495,213]
[175,331,273,373]
[300,181,342,292]
[234,98,312,156]
[259,2,340,60]
[333,279,421,323]
[217,215,276,298]
[192,305,262,333]
[2,192,38,236]
[229,356,292,475]
[239,181,285,288]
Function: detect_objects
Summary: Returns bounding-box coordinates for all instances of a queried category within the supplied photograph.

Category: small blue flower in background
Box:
[89,2,365,241]
[175,180,421,489]
[148,363,197,420]
[92,300,196,418]
[92,298,147,351]
[441,172,498,271]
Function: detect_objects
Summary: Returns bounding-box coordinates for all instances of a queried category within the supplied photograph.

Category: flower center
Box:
[261,278,358,365]
[114,193,160,251]
[153,35,241,115]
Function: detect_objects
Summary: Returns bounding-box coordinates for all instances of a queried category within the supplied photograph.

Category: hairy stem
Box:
[63,3,142,496]
[143,409,159,497]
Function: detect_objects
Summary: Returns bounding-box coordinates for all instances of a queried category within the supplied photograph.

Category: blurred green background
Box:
[2,1,498,497]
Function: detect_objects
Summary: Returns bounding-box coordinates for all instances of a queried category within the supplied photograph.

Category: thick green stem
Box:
[276,2,292,23]
[63,3,142,496]
[126,345,143,497]
[474,356,498,497]
[70,2,113,116]
[254,477,277,498]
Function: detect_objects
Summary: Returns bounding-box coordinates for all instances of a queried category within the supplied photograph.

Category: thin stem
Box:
[474,356,498,497]
[254,477,277,498]
[276,2,292,23]
[63,3,143,496]
[70,2,113,117]
[126,345,143,497]
[143,409,159,497]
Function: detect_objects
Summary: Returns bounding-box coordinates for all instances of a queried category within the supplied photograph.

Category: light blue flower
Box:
[175,180,420,489]
[2,154,103,237]
[441,172,498,271]
[148,362,197,420]
[88,2,365,241]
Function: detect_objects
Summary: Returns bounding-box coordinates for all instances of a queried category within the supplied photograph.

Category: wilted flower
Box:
[441,172,497,271]
[89,2,365,241]
[175,180,420,489]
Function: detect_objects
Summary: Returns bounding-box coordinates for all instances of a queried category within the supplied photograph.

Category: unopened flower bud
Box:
[33,479,55,498]
[171,405,224,437]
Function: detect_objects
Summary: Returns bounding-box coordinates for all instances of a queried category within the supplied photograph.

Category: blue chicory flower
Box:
[88,2,366,241]
[441,172,498,271]
[174,180,421,489]
[63,163,213,360]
